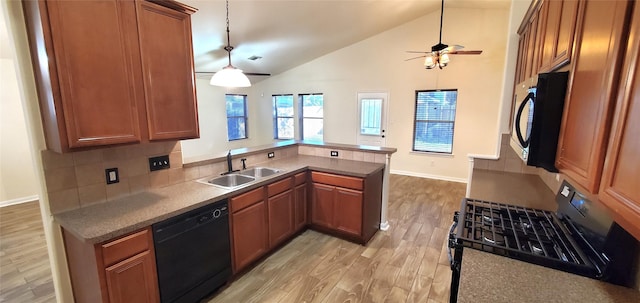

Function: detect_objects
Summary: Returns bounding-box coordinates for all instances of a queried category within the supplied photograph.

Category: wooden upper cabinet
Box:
[136,1,199,140]
[556,0,631,193]
[23,0,199,153]
[599,3,640,241]
[539,0,579,71]
[552,0,579,68]
[25,0,143,151]
[524,13,539,79]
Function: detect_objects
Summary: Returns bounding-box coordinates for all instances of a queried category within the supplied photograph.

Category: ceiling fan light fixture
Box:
[440,53,450,65]
[424,54,436,69]
[210,66,251,87]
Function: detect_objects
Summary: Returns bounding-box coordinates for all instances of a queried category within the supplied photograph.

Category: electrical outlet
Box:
[330,151,339,157]
[149,155,170,172]
[105,168,119,184]
[267,152,275,158]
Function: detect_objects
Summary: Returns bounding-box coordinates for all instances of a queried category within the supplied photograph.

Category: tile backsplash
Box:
[42,142,386,214]
[473,134,539,175]
[42,141,183,214]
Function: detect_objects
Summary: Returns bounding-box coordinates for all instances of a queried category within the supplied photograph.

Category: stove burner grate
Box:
[456,199,593,271]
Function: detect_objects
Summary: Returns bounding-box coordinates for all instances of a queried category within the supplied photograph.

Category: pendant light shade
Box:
[210,0,251,88]
[210,66,251,87]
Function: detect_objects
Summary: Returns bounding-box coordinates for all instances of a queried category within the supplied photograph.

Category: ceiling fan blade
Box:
[244,72,271,76]
[406,51,430,54]
[449,50,483,55]
[195,71,271,77]
[443,44,464,52]
[405,55,427,61]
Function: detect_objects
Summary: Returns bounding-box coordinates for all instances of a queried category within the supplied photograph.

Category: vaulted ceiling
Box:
[184,0,511,80]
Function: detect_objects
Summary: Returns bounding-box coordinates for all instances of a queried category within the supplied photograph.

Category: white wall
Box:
[183,5,511,181]
[0,7,38,204]
[180,82,274,162]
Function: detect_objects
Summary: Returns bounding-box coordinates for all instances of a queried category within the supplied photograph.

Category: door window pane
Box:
[360,98,382,135]
[413,90,457,153]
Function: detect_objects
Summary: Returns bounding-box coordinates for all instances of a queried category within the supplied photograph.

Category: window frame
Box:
[273,94,295,140]
[299,93,324,141]
[412,89,458,154]
[225,94,248,141]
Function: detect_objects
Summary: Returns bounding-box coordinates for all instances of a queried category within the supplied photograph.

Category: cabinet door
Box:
[556,0,631,193]
[599,3,640,241]
[136,1,199,140]
[45,0,142,148]
[105,250,159,303]
[294,183,308,232]
[267,190,294,248]
[311,183,335,228]
[231,201,268,272]
[333,188,363,236]
[551,0,579,68]
[524,13,539,78]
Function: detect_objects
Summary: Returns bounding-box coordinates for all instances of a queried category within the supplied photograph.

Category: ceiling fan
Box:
[405,0,483,69]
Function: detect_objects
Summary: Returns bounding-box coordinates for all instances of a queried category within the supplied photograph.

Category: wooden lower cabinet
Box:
[334,188,363,236]
[294,175,308,232]
[311,183,335,229]
[230,188,268,273]
[310,170,383,244]
[62,227,159,303]
[267,189,294,247]
[105,250,158,303]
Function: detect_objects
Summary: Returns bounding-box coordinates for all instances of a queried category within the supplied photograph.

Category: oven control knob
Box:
[212,209,221,218]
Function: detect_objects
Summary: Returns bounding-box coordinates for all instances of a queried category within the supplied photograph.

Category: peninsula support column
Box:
[379,153,391,231]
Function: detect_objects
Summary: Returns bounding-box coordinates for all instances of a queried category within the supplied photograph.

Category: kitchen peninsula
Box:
[54,141,396,303]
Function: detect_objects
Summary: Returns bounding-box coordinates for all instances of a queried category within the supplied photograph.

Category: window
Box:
[299,93,323,141]
[225,94,248,141]
[273,94,294,139]
[413,89,457,153]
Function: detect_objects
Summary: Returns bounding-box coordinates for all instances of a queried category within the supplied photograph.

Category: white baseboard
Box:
[0,195,39,208]
[390,170,467,184]
[379,221,390,231]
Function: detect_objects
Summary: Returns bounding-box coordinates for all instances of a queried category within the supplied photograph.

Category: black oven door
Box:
[447,212,463,303]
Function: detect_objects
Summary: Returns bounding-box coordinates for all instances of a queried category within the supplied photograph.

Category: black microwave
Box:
[509,72,569,172]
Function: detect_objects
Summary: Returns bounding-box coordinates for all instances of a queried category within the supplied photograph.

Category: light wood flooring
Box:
[0,201,55,303]
[206,174,466,303]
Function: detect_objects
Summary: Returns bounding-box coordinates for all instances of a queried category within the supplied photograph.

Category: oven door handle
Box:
[447,219,459,270]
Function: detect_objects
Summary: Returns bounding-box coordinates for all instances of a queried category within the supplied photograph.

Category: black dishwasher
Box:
[153,199,231,303]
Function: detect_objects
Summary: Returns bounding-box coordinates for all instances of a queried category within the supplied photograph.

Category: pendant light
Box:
[210,0,251,87]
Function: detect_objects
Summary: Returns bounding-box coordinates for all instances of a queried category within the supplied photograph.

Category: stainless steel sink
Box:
[238,167,282,178]
[203,174,255,188]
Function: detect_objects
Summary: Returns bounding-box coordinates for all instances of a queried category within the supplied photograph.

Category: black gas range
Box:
[447,180,639,303]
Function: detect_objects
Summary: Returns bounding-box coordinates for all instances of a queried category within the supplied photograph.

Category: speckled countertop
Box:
[55,155,384,244]
[457,249,640,303]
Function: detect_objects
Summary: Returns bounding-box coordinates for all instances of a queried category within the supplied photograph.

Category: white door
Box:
[357,92,388,147]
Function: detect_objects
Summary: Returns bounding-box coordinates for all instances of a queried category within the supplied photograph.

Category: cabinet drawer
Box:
[101,228,150,267]
[311,172,363,191]
[231,187,264,213]
[267,177,292,197]
[294,172,307,186]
